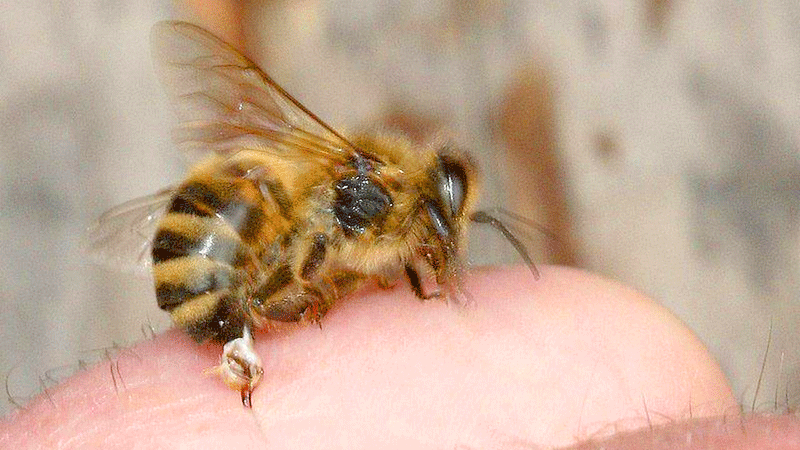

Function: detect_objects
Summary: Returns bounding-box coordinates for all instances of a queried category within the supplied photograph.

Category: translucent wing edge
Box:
[85,188,175,276]
[150,21,368,164]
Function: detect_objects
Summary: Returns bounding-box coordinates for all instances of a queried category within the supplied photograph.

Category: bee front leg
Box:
[208,325,264,408]
[405,264,442,300]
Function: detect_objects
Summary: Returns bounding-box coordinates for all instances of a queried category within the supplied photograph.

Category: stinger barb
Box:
[471,211,540,280]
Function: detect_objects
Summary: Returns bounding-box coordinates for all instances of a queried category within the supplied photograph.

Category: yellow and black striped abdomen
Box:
[152,171,283,343]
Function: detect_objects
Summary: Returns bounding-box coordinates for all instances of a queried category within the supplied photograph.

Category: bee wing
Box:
[86,188,175,275]
[151,21,360,164]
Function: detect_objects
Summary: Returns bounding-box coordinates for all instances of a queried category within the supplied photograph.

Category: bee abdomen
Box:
[153,255,245,343]
[167,180,267,244]
[151,177,276,344]
[153,257,236,310]
[151,215,247,266]
[186,294,245,343]
[168,290,246,343]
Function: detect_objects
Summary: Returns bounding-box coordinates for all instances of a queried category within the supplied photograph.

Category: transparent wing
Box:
[151,21,363,164]
[86,188,174,275]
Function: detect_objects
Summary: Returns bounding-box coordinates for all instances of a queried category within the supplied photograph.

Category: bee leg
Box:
[208,325,264,408]
[251,279,329,327]
[405,264,442,300]
[375,269,401,290]
[294,231,331,327]
[296,273,366,327]
[299,294,327,329]
[299,232,327,280]
[376,276,395,289]
[301,272,364,327]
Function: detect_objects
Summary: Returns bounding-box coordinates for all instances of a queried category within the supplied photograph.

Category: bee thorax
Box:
[333,172,392,236]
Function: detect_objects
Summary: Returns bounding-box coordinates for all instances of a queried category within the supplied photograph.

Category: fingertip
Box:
[2,265,738,449]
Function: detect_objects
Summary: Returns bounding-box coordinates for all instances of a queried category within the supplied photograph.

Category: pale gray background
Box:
[2,0,799,419]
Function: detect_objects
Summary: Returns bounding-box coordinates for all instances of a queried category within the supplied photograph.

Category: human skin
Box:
[2,266,797,449]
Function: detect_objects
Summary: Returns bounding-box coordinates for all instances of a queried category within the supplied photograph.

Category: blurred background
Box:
[1,0,799,419]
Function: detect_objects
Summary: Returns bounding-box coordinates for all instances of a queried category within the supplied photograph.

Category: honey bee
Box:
[90,21,537,408]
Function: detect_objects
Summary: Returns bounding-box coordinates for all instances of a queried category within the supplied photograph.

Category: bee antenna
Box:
[481,207,562,245]
[471,211,540,280]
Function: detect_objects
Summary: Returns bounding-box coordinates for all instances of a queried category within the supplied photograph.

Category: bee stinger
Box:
[89,21,537,407]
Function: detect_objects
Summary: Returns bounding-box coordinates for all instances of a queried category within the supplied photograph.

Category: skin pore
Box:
[1,266,798,449]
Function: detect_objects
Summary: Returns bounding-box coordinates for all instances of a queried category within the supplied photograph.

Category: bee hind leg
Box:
[207,325,264,408]
[298,272,363,327]
[297,289,329,328]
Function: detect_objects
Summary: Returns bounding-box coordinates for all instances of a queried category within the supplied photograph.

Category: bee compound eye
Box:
[425,201,451,238]
[438,158,468,218]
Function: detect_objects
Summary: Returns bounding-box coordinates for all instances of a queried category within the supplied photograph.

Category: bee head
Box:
[421,148,480,281]
[425,147,540,282]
